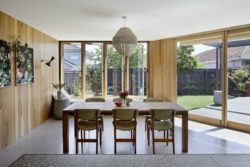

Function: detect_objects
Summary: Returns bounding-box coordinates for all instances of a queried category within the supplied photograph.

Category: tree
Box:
[177,45,200,70]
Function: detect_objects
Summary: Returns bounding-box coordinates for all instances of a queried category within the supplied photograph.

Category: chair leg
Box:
[96,129,98,154]
[100,127,102,146]
[102,117,104,131]
[76,130,78,154]
[145,118,147,131]
[172,130,175,154]
[152,129,155,154]
[81,130,83,147]
[114,129,117,154]
[134,128,136,154]
[147,125,150,146]
[167,130,169,146]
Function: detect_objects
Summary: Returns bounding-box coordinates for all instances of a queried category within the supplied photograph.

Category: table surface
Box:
[63,101,187,113]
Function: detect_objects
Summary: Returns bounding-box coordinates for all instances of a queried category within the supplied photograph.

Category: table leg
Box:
[63,111,69,153]
[182,112,188,152]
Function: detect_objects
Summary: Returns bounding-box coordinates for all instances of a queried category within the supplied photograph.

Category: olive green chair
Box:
[143,98,164,131]
[146,109,175,154]
[143,98,164,102]
[85,97,105,131]
[74,109,102,154]
[113,97,133,102]
[85,97,105,102]
[112,108,137,154]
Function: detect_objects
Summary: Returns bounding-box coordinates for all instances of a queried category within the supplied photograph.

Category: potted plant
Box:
[119,90,130,106]
[52,83,66,99]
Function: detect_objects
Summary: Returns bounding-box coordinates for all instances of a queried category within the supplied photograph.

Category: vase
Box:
[126,98,130,106]
[57,89,64,100]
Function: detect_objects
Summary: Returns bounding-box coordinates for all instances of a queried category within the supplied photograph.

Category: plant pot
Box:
[213,90,222,106]
[245,82,250,96]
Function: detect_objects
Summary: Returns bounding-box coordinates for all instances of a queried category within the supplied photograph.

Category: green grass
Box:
[177,95,213,110]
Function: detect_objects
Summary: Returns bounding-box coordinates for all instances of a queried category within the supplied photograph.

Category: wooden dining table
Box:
[62,101,188,153]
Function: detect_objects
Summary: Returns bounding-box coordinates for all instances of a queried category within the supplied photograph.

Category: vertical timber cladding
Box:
[149,39,177,102]
[0,11,59,150]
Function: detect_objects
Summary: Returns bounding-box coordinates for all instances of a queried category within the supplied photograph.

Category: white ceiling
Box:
[1,0,250,41]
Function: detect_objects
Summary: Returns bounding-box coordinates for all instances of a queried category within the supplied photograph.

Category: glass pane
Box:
[63,43,82,98]
[227,33,250,126]
[129,43,148,96]
[177,37,222,120]
[85,43,103,96]
[107,44,123,96]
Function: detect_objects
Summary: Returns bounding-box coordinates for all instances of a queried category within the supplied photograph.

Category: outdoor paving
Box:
[191,97,250,125]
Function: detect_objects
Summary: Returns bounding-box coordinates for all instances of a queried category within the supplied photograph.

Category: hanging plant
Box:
[0,40,12,88]
[15,39,34,84]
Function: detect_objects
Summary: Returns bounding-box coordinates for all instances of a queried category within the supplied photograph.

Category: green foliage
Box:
[229,66,250,93]
[0,40,12,87]
[72,80,81,96]
[16,40,34,84]
[177,45,202,70]
[52,83,66,90]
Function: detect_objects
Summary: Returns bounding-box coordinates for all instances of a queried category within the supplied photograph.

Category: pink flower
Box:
[119,90,129,99]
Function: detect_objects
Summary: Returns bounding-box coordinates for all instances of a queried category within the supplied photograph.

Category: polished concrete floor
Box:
[1,116,250,166]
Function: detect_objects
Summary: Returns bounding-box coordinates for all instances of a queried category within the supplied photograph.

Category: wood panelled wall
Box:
[0,11,58,150]
[148,39,177,102]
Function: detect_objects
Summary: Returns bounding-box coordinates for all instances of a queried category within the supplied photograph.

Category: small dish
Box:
[114,101,123,107]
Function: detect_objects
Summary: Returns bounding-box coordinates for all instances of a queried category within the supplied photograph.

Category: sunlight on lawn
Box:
[177,95,213,110]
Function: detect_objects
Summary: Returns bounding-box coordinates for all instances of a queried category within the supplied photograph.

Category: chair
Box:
[85,97,105,102]
[85,97,105,131]
[146,109,175,154]
[113,97,133,102]
[74,109,102,154]
[143,98,164,131]
[143,98,164,102]
[113,108,137,154]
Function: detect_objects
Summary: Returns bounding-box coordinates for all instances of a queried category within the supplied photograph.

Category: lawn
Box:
[177,95,213,110]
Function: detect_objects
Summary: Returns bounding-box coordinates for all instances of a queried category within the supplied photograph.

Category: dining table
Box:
[62,101,188,153]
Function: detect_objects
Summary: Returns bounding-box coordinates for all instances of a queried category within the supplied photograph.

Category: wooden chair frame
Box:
[113,109,137,154]
[147,109,175,154]
[74,109,102,154]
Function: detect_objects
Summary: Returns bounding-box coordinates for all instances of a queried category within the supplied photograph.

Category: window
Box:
[129,43,148,96]
[63,43,82,98]
[85,43,103,96]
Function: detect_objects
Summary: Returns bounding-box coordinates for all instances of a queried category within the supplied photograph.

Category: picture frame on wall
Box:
[0,40,12,88]
[15,41,34,84]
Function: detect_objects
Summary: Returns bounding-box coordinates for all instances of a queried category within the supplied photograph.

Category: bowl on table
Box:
[114,101,123,107]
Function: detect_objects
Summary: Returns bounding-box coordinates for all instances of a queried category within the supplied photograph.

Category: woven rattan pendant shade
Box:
[112,17,137,57]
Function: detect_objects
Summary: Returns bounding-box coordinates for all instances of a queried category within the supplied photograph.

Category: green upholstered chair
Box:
[85,97,105,102]
[85,97,105,131]
[113,97,133,102]
[143,98,164,102]
[74,109,102,154]
[146,109,175,154]
[112,108,137,154]
[143,98,164,131]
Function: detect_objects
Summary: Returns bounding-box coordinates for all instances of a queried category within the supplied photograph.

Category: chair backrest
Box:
[151,109,175,121]
[143,98,163,102]
[113,109,137,121]
[75,109,99,121]
[85,97,105,102]
[113,97,133,102]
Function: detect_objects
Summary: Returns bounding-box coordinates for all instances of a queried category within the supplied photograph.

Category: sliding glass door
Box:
[177,35,223,123]
[227,31,250,128]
